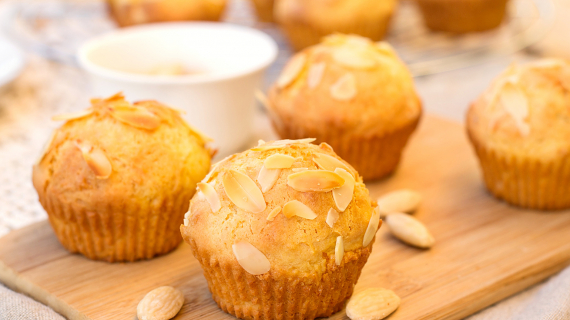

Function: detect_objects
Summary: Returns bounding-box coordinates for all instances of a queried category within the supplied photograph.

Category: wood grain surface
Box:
[2,115,570,320]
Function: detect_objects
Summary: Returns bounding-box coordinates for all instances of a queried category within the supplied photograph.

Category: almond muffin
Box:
[467,59,570,210]
[275,0,397,51]
[33,93,212,262]
[107,0,227,27]
[267,34,422,181]
[181,139,382,320]
[415,0,510,33]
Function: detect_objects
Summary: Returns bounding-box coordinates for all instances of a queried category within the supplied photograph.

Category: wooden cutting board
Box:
[2,115,570,320]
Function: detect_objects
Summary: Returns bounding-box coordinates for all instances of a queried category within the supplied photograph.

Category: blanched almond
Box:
[223,170,266,213]
[313,153,353,177]
[363,207,381,247]
[251,145,285,152]
[272,138,316,146]
[51,109,93,121]
[335,236,344,266]
[264,154,296,169]
[232,240,270,275]
[197,182,221,212]
[346,288,401,320]
[385,213,434,249]
[287,170,345,192]
[307,62,326,89]
[326,208,340,228]
[330,73,357,101]
[283,200,317,220]
[109,105,161,130]
[500,83,530,136]
[137,286,184,320]
[183,218,189,226]
[333,168,355,212]
[257,166,281,193]
[333,47,376,69]
[267,207,281,221]
[74,140,112,179]
[277,53,306,89]
[377,189,422,216]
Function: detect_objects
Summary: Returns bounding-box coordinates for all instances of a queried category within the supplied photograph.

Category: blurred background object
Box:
[250,0,274,22]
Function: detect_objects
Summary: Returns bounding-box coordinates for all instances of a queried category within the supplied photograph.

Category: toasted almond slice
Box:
[251,145,285,152]
[52,109,93,121]
[333,168,355,212]
[257,166,281,193]
[377,189,422,216]
[272,138,316,146]
[307,62,326,89]
[330,73,357,101]
[333,47,376,69]
[292,167,309,172]
[319,142,334,152]
[109,105,161,130]
[346,288,401,320]
[282,200,318,219]
[277,53,307,89]
[267,207,281,221]
[313,153,353,177]
[385,213,434,249]
[257,139,266,146]
[264,154,296,169]
[287,170,345,192]
[197,183,221,212]
[74,140,112,179]
[35,130,57,166]
[363,207,381,247]
[500,83,530,136]
[326,208,340,228]
[232,240,270,275]
[335,236,344,266]
[223,170,266,213]
[183,218,189,226]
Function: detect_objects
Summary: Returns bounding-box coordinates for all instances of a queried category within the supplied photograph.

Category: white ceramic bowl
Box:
[0,37,24,90]
[78,22,278,155]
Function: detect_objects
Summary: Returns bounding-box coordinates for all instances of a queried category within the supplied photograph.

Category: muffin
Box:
[250,0,275,22]
[181,139,382,319]
[467,59,570,210]
[267,34,422,181]
[32,93,212,262]
[106,0,227,27]
[275,0,397,51]
[415,0,510,33]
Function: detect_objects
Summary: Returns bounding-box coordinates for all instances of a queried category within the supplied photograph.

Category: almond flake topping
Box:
[500,83,530,136]
[264,154,296,169]
[222,170,266,213]
[333,168,355,212]
[277,53,307,89]
[232,240,270,275]
[183,218,189,226]
[197,183,221,212]
[313,153,353,177]
[74,140,112,179]
[326,208,340,228]
[287,170,345,192]
[257,166,281,193]
[333,47,376,69]
[377,189,422,216]
[346,288,401,320]
[267,207,282,221]
[51,109,93,121]
[335,236,344,266]
[292,167,309,172]
[272,138,316,146]
[330,73,357,101]
[109,105,161,130]
[363,207,381,247]
[283,200,318,220]
[251,145,285,152]
[307,62,326,89]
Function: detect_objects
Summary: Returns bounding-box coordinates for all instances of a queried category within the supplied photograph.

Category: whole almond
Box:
[137,286,184,320]
[385,213,434,249]
[377,189,422,216]
[346,288,401,320]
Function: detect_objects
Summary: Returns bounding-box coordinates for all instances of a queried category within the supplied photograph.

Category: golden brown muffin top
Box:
[33,93,212,210]
[107,0,226,24]
[268,34,422,137]
[181,139,380,276]
[467,59,570,160]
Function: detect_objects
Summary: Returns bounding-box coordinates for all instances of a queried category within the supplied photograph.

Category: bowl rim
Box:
[77,22,279,85]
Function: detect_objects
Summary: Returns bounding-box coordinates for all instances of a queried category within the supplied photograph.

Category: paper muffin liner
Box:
[38,188,191,262]
[468,135,570,210]
[416,0,509,33]
[191,244,373,320]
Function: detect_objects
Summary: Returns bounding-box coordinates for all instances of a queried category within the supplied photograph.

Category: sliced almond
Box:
[251,144,285,152]
[277,53,306,89]
[326,208,340,228]
[333,47,376,69]
[287,170,345,192]
[51,109,93,121]
[500,83,530,136]
[197,182,221,212]
[109,105,161,130]
[307,62,326,89]
[264,154,296,169]
[346,288,401,320]
[257,166,281,193]
[385,213,434,249]
[333,168,355,212]
[267,207,282,221]
[232,240,271,275]
[272,138,316,146]
[335,236,344,266]
[223,170,266,213]
[313,153,353,177]
[257,139,266,146]
[319,142,334,152]
[183,218,189,226]
[377,189,422,216]
[292,167,309,172]
[363,207,381,247]
[330,73,357,101]
[282,200,317,220]
[74,140,112,179]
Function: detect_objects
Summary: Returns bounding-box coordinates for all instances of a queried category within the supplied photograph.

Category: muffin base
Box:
[468,134,570,210]
[416,0,509,33]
